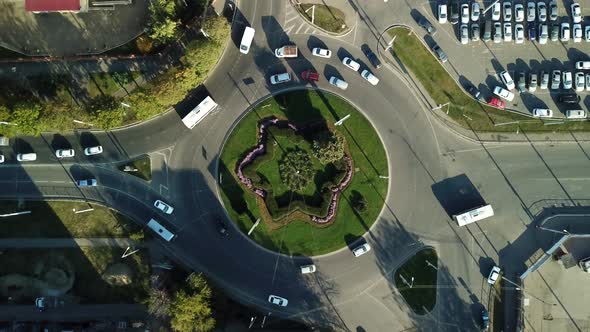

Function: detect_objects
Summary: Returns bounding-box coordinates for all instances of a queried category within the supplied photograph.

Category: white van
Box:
[240,27,255,54]
[17,153,37,162]
[566,109,586,119]
[147,218,176,241]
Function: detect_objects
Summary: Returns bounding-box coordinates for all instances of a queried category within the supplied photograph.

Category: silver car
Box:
[461,24,469,44]
[549,0,558,21]
[503,1,512,21]
[540,71,549,90]
[471,23,480,41]
[551,70,561,90]
[563,71,573,89]
[493,22,502,43]
[503,22,513,42]
[537,2,547,22]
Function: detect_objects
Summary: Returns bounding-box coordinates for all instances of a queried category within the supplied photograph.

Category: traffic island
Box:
[296,3,350,34]
[218,90,388,256]
[394,248,438,315]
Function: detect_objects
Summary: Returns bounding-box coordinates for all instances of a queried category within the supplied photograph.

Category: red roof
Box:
[25,0,80,12]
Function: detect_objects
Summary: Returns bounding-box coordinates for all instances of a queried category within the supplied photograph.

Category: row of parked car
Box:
[439,1,579,25]
[0,145,103,164]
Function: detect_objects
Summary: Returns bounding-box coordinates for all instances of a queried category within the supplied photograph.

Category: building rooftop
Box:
[25,0,80,12]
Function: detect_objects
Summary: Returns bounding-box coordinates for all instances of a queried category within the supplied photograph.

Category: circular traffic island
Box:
[218,90,388,256]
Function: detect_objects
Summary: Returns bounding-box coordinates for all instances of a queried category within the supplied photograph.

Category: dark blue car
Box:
[481,308,490,330]
[528,22,536,40]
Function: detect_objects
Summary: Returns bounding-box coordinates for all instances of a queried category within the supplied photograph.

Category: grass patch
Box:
[388,27,590,132]
[118,155,152,181]
[0,248,150,304]
[394,248,438,315]
[219,90,388,256]
[0,201,144,239]
[298,4,349,34]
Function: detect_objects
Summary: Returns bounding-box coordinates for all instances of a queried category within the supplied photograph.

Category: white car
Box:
[0,154,4,163]
[268,295,288,307]
[84,145,103,156]
[573,24,582,42]
[270,72,291,85]
[493,22,502,43]
[537,2,547,22]
[460,24,469,44]
[563,71,573,89]
[527,2,536,22]
[566,109,586,118]
[503,23,513,42]
[487,266,501,284]
[571,2,582,24]
[471,2,480,21]
[55,149,75,158]
[575,72,585,91]
[342,57,360,71]
[461,3,470,24]
[493,86,515,101]
[585,26,590,41]
[154,199,174,214]
[329,76,348,90]
[17,153,37,161]
[352,243,371,257]
[549,0,558,21]
[515,4,524,22]
[551,70,561,90]
[300,264,316,274]
[312,47,331,58]
[561,22,570,42]
[539,24,549,44]
[438,4,448,24]
[503,1,512,21]
[492,2,501,21]
[500,70,515,90]
[515,24,525,44]
[361,69,379,86]
[533,108,553,118]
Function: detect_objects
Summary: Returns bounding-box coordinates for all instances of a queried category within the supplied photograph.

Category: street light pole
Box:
[247,218,260,236]
[482,0,500,14]
[536,225,569,235]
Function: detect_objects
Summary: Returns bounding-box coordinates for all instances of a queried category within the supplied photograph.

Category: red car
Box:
[487,97,505,109]
[301,70,319,81]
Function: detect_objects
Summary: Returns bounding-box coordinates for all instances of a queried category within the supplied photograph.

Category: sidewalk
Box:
[0,238,141,248]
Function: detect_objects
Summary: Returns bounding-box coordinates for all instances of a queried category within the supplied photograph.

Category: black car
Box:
[217,219,229,237]
[418,17,437,35]
[450,1,460,24]
[432,44,448,63]
[558,93,581,104]
[468,85,483,101]
[361,44,382,69]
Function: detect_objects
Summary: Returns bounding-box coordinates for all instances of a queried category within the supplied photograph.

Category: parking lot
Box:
[418,0,590,119]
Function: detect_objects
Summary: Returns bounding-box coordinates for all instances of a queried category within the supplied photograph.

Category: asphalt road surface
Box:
[2,1,590,331]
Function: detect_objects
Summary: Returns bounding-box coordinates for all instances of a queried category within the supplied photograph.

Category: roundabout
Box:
[218,89,388,256]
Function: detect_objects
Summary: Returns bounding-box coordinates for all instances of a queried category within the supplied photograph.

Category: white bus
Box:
[147,218,176,241]
[182,96,218,129]
[240,26,255,54]
[453,204,494,226]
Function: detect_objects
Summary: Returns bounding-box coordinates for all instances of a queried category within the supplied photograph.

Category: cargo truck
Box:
[275,45,298,58]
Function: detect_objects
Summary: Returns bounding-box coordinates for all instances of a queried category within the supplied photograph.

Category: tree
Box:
[279,148,315,192]
[148,288,171,319]
[87,95,125,130]
[11,102,44,136]
[169,273,215,332]
[148,0,180,45]
[312,131,345,164]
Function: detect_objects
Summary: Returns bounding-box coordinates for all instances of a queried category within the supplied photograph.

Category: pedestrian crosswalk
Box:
[283,3,327,36]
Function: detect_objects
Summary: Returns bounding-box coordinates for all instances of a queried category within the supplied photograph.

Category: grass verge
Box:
[118,155,152,181]
[219,90,388,256]
[0,201,144,239]
[0,248,150,304]
[298,4,349,34]
[387,27,590,132]
[394,248,438,315]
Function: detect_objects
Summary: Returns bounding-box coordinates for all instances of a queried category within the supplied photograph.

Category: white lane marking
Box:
[284,24,295,34]
[284,13,298,24]
[304,26,311,34]
[295,23,305,34]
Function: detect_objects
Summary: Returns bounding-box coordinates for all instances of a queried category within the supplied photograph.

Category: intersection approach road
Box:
[2,0,590,331]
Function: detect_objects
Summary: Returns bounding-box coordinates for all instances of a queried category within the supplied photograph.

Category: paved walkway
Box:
[0,238,140,248]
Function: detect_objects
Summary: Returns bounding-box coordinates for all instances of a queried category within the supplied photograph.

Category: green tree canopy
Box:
[312,131,345,164]
[87,95,125,130]
[148,0,180,45]
[169,273,215,332]
[279,148,315,191]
